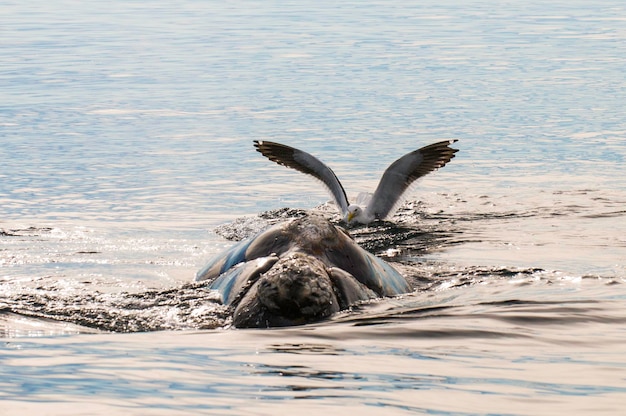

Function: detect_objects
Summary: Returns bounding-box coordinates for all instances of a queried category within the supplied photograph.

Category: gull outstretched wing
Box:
[253,140,350,215]
[365,140,459,220]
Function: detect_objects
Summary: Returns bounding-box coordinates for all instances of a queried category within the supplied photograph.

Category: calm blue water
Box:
[2,1,626,414]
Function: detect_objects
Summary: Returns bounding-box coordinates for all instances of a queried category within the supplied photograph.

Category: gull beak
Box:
[346,212,355,223]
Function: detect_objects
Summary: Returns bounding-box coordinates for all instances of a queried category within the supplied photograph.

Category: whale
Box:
[196,214,412,328]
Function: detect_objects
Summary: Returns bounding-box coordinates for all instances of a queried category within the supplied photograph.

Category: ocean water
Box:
[2,0,626,414]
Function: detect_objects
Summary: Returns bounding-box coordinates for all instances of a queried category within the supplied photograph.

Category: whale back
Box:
[195,222,293,282]
[195,215,412,326]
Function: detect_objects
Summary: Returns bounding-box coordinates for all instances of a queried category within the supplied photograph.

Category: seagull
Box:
[253,139,459,224]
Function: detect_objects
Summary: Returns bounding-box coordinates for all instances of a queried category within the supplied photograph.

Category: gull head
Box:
[346,204,370,225]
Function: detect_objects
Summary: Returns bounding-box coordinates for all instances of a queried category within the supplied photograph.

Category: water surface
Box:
[2,1,626,414]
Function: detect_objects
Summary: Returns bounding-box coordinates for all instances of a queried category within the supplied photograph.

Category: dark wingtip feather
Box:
[420,139,459,165]
[253,140,301,170]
